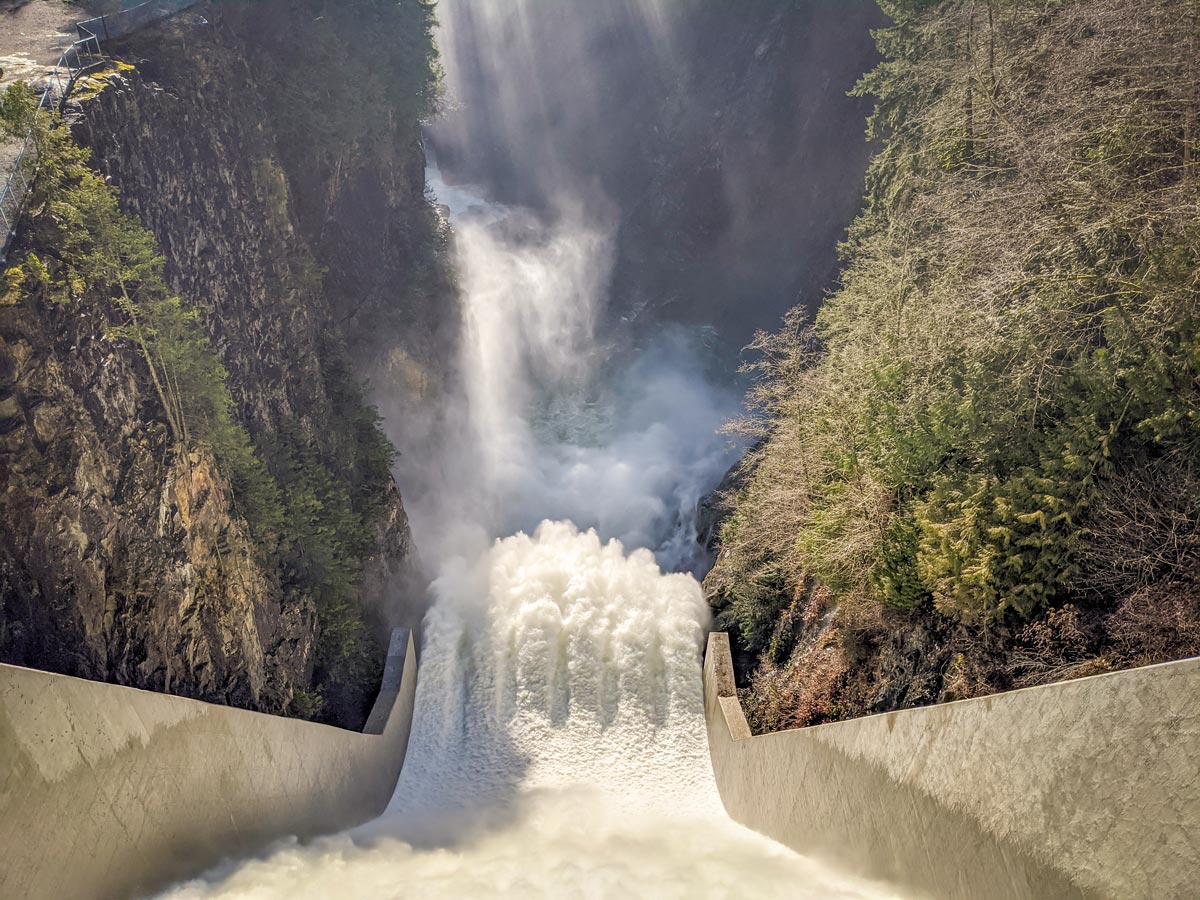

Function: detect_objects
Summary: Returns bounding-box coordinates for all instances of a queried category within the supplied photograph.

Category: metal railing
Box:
[0,33,103,262]
[0,0,199,262]
[77,0,199,45]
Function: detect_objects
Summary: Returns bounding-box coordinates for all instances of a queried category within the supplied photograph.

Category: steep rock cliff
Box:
[1,287,311,712]
[0,0,449,727]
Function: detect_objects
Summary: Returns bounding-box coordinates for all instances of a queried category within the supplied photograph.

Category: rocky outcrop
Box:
[0,289,310,711]
[0,1,448,725]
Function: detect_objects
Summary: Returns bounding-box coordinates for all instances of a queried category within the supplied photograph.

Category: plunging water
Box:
[156,519,897,900]
[151,162,904,898]
[149,0,910,883]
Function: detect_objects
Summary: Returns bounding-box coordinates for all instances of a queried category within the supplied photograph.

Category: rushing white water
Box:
[399,164,742,574]
[390,521,719,820]
[154,78,898,898]
[158,524,899,900]
[159,793,884,900]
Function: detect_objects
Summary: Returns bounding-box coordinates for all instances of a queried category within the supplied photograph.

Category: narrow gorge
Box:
[1,1,1197,898]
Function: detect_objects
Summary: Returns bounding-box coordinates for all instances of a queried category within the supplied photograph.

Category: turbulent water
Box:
[157,521,898,900]
[154,8,900,893]
[404,164,742,573]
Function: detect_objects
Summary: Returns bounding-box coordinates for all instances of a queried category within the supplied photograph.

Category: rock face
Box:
[432,0,884,352]
[0,282,311,711]
[0,1,448,725]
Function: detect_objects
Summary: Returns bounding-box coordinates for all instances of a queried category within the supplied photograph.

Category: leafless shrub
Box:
[1107,581,1200,665]
[1078,456,1200,598]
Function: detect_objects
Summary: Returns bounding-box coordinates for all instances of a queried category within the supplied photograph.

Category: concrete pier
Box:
[704,632,1200,900]
[0,628,417,900]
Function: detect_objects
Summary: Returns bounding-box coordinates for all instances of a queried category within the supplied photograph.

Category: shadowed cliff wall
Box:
[0,1,451,727]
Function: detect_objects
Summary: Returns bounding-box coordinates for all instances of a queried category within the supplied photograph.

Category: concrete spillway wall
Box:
[704,632,1200,900]
[0,628,417,900]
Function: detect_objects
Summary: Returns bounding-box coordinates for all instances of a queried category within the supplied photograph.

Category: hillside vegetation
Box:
[707,0,1200,730]
[0,0,446,726]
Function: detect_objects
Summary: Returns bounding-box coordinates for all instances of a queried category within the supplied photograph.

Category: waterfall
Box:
[402,164,739,574]
[157,522,896,900]
[153,3,903,896]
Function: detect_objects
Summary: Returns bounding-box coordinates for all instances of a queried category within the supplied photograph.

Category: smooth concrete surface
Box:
[704,632,1200,900]
[0,628,417,900]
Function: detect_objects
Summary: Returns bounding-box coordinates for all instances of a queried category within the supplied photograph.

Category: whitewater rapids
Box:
[157,522,900,900]
[152,58,905,893]
[389,521,718,818]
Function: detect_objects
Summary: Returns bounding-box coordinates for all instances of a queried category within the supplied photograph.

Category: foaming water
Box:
[390,521,718,819]
[157,525,900,900]
[159,792,890,900]
[399,163,741,573]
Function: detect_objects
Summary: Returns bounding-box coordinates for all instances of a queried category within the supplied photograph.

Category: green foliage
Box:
[289,686,325,719]
[915,470,1084,620]
[716,559,794,661]
[714,0,1200,639]
[260,398,389,692]
[0,82,36,136]
[6,104,400,713]
[237,0,443,173]
[7,105,287,542]
[872,515,926,610]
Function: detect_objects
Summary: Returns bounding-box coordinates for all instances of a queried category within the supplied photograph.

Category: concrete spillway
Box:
[0,630,417,900]
[3,589,1197,899]
[706,633,1200,900]
[149,522,902,900]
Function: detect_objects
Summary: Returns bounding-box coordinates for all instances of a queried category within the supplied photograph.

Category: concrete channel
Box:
[0,628,417,900]
[704,632,1200,900]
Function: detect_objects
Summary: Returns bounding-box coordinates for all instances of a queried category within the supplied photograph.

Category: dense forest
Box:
[707,0,1200,730]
